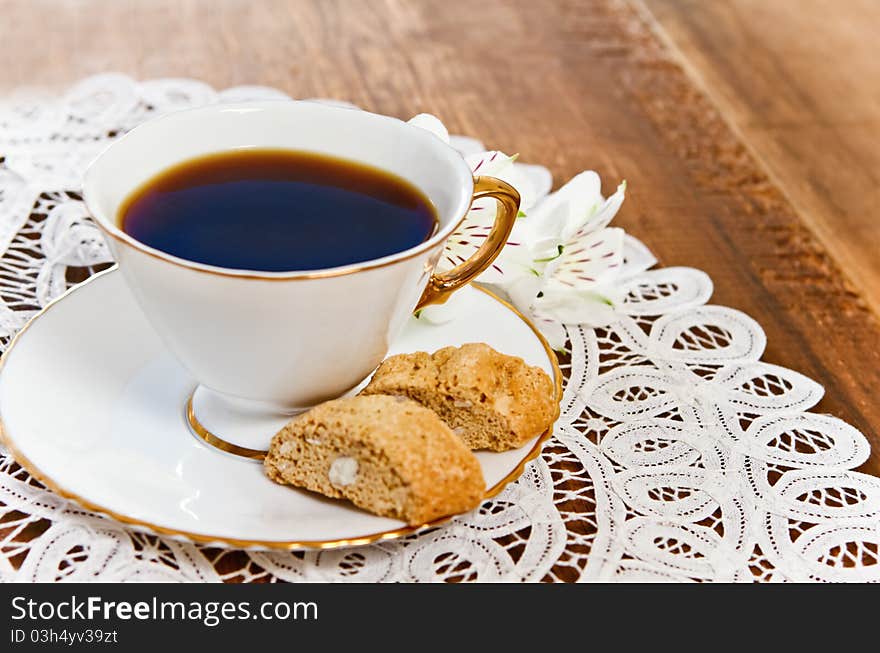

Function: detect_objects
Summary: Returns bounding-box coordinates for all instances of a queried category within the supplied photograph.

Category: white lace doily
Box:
[1,74,878,583]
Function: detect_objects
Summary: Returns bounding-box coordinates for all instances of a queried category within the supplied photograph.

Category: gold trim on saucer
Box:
[185,394,269,461]
[0,269,562,551]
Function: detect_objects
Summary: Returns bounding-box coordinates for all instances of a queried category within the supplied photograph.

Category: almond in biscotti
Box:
[264,395,485,525]
[361,342,557,451]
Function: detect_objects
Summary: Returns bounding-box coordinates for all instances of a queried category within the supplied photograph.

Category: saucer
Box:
[0,268,561,550]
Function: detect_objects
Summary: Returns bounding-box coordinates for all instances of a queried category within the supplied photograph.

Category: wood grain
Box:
[642,0,880,316]
[0,0,877,475]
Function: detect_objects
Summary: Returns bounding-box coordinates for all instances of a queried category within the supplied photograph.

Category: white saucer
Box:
[0,268,561,550]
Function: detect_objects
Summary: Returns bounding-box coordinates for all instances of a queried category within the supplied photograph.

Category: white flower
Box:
[438,150,538,284]
[414,284,481,325]
[414,149,539,326]
[525,170,625,243]
[488,174,627,347]
[408,114,550,282]
[497,173,625,276]
[408,114,644,347]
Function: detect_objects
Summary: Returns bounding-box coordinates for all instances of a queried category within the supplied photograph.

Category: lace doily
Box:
[1,74,878,583]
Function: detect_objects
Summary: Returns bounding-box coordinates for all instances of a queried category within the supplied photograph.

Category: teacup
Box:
[83,101,519,455]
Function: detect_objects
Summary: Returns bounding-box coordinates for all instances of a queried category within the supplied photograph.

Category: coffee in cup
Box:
[119,148,439,272]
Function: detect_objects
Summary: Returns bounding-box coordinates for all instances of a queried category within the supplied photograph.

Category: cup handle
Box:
[416,175,520,310]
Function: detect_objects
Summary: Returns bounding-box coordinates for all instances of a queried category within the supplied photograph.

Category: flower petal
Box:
[439,203,496,273]
[582,180,626,234]
[620,234,658,280]
[556,172,603,237]
[449,135,485,156]
[514,162,553,205]
[416,288,480,324]
[504,275,544,314]
[526,170,602,240]
[545,227,625,292]
[534,288,620,326]
[534,316,568,350]
[520,198,569,250]
[407,113,450,143]
[466,151,542,212]
[440,150,542,279]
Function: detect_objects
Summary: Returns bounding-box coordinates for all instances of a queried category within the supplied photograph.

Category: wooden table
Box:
[1,0,877,481]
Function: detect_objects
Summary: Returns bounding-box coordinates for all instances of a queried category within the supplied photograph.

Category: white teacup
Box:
[84,101,519,455]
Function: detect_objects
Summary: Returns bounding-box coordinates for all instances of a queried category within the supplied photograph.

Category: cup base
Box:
[185,385,301,461]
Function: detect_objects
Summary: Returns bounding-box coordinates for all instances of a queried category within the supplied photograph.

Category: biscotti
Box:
[361,342,556,451]
[264,395,485,525]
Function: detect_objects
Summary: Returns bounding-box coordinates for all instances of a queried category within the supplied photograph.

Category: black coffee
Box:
[119,149,438,272]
